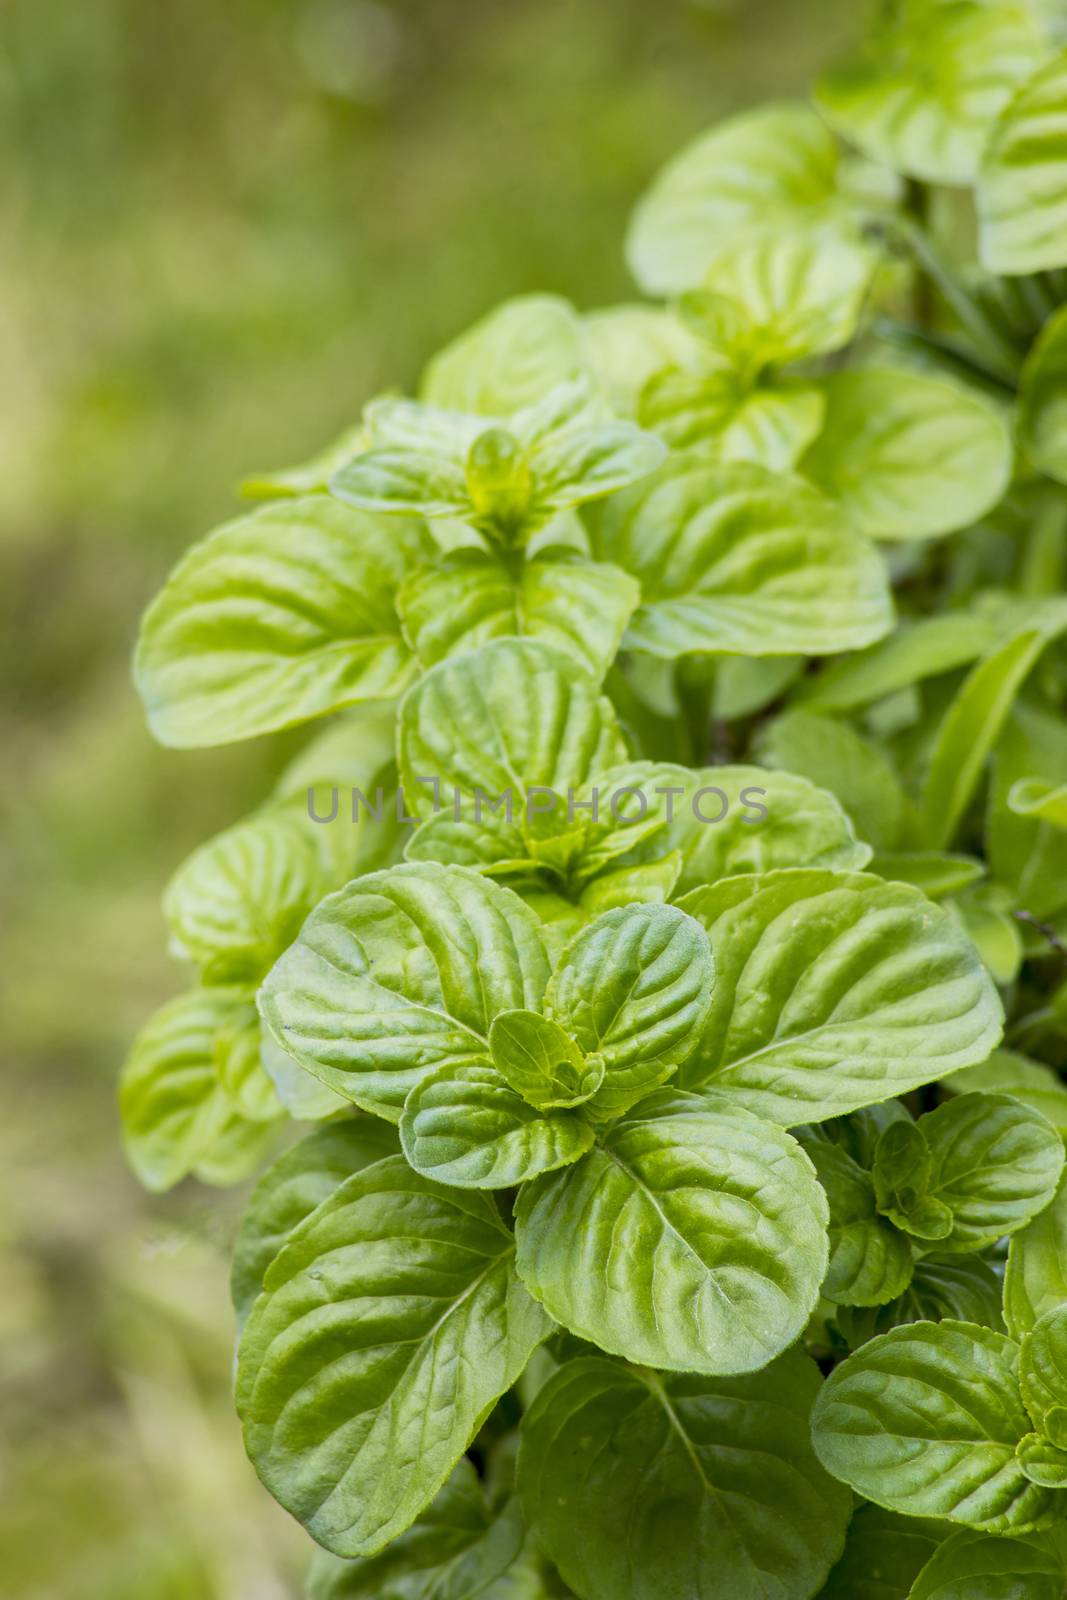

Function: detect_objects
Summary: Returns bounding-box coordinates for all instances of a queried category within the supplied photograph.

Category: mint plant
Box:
[122,5,1067,1596]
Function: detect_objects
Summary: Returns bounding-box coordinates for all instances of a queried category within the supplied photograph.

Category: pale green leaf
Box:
[1008,776,1067,827]
[756,707,908,849]
[811,1320,1052,1532]
[134,497,430,747]
[919,1092,1065,1251]
[679,869,1004,1125]
[1005,1173,1067,1339]
[519,1350,850,1600]
[421,295,587,417]
[697,234,877,364]
[800,370,1012,542]
[815,2,1042,184]
[626,101,862,295]
[396,552,638,681]
[400,1061,594,1188]
[1020,303,1067,484]
[870,854,986,900]
[514,1091,829,1374]
[795,615,1001,713]
[236,1157,552,1556]
[214,1008,281,1122]
[944,1050,1067,1139]
[979,49,1067,274]
[588,457,894,659]
[258,864,551,1120]
[231,1118,399,1323]
[164,814,328,983]
[640,368,825,471]
[120,986,254,1192]
[582,304,702,416]
[488,1010,603,1109]
[306,1460,525,1599]
[543,903,714,1120]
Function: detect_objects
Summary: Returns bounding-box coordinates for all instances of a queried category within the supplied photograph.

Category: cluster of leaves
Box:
[121,3,1067,1595]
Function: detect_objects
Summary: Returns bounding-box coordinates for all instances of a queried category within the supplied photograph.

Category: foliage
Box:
[122,3,1067,1595]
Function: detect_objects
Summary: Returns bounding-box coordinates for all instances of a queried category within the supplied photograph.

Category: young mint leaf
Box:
[120,986,260,1192]
[588,457,894,659]
[1019,302,1067,485]
[543,903,713,1120]
[399,639,626,871]
[800,370,1013,542]
[583,303,702,415]
[815,1,1042,185]
[918,1092,1065,1252]
[818,1505,948,1600]
[258,864,551,1120]
[812,1320,1052,1532]
[396,552,639,682]
[835,1252,1006,1348]
[134,497,431,747]
[678,870,1003,1124]
[908,1527,1066,1600]
[488,1011,603,1110]
[626,101,865,295]
[518,1350,851,1600]
[236,1156,552,1557]
[640,366,826,471]
[230,1117,399,1324]
[400,1061,594,1188]
[1016,1432,1067,1487]
[979,49,1067,274]
[420,294,587,417]
[163,813,329,984]
[306,1459,525,1599]
[1005,1173,1067,1340]
[1020,1305,1067,1439]
[214,1008,282,1123]
[514,1091,828,1374]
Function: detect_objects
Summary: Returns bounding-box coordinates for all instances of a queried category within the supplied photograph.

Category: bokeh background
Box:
[0,2,859,1593]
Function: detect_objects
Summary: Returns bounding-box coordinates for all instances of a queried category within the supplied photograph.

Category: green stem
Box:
[892,216,1022,386]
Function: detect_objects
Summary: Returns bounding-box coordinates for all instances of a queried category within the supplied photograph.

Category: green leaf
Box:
[817,1504,947,1600]
[811,1320,1052,1533]
[488,1011,603,1109]
[1020,303,1067,485]
[396,552,639,682]
[583,304,702,415]
[800,370,1012,542]
[134,497,430,747]
[979,49,1067,274]
[514,1091,829,1374]
[1005,1172,1067,1339]
[542,904,714,1120]
[421,295,587,417]
[678,870,1003,1124]
[306,1459,525,1599]
[921,605,1067,850]
[231,1118,399,1323]
[989,703,1067,920]
[640,367,825,472]
[918,1093,1065,1251]
[799,1134,915,1306]
[399,640,626,870]
[163,813,328,983]
[626,101,863,295]
[944,1050,1067,1138]
[241,420,367,500]
[191,1103,280,1187]
[258,864,551,1120]
[1016,1432,1067,1486]
[868,854,986,901]
[754,709,907,851]
[519,1349,851,1600]
[908,1527,1066,1600]
[120,987,255,1192]
[872,1119,937,1227]
[660,762,871,897]
[1020,1305,1067,1435]
[795,615,1000,713]
[214,1008,281,1122]
[1008,776,1067,827]
[400,1061,594,1189]
[236,1156,551,1557]
[815,2,1042,185]
[588,457,894,659]
[835,1253,1006,1347]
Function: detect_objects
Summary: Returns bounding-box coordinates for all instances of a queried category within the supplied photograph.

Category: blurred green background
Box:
[0,1,857,1593]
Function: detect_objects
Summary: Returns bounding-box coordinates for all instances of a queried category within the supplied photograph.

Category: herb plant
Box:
[122,5,1067,1595]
